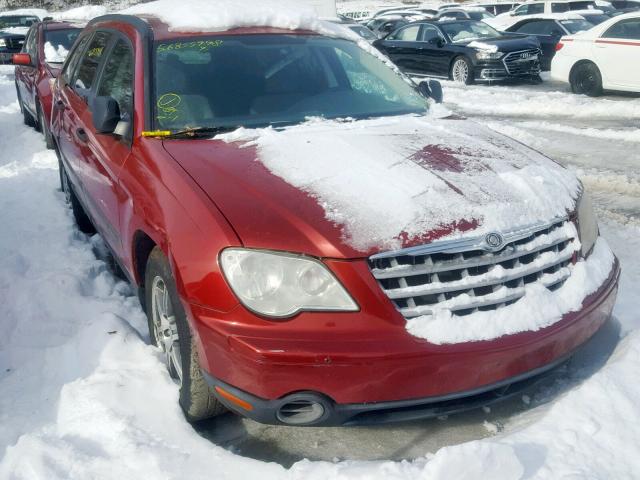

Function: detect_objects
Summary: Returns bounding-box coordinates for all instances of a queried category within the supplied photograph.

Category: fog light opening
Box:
[277,399,325,425]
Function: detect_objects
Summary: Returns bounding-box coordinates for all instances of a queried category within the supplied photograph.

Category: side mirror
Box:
[90,96,121,134]
[418,80,444,104]
[428,37,445,47]
[12,53,33,66]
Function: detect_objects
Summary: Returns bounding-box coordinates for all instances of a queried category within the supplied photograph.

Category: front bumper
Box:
[473,57,541,82]
[193,256,619,426]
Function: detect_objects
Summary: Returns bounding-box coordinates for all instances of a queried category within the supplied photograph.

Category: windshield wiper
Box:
[143,126,239,139]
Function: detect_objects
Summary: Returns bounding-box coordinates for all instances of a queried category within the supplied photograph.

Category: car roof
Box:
[511,12,587,20]
[41,20,86,30]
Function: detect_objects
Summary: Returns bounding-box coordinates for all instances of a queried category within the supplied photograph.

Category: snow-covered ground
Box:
[0,63,639,479]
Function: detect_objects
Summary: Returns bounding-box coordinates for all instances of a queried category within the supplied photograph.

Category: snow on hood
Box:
[219,115,581,253]
[468,41,499,52]
[0,26,28,35]
[44,42,69,63]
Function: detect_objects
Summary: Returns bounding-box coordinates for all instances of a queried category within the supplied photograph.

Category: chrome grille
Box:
[502,48,541,76]
[369,219,577,319]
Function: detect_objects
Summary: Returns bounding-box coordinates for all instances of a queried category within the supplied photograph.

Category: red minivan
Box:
[14,20,81,148]
[50,12,619,426]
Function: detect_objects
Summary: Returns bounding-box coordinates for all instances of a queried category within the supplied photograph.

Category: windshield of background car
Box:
[350,25,378,40]
[0,16,38,28]
[153,35,428,131]
[440,21,501,42]
[468,11,496,20]
[559,18,594,32]
[44,28,81,62]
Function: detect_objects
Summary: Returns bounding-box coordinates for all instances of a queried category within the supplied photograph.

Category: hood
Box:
[0,27,28,36]
[162,115,579,259]
[463,34,540,51]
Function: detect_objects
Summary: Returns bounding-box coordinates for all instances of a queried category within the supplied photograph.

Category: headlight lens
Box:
[220,249,358,318]
[0,39,6,48]
[577,191,598,257]
[475,50,502,60]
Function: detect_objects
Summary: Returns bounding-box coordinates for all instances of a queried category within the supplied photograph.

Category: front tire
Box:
[451,56,474,85]
[144,248,226,422]
[570,62,603,97]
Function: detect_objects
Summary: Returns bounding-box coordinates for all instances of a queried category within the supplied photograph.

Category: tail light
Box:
[555,42,565,52]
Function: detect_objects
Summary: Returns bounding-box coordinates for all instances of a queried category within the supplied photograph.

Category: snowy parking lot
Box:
[0,61,639,480]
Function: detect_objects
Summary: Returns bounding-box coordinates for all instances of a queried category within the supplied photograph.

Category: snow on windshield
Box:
[219,114,580,254]
[44,42,69,63]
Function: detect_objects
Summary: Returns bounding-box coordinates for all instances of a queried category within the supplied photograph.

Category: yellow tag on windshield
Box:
[142,130,172,137]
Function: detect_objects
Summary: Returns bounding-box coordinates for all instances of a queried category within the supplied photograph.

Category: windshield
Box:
[440,21,501,42]
[0,15,38,28]
[44,28,81,63]
[581,14,610,25]
[560,18,594,32]
[349,25,378,40]
[468,11,496,20]
[153,35,428,131]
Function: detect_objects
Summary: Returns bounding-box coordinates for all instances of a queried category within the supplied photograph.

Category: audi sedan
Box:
[375,20,542,83]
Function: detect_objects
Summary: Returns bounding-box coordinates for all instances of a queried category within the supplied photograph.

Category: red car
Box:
[13,20,81,148]
[50,13,619,426]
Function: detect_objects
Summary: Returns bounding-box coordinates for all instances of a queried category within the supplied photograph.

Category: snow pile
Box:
[220,115,580,252]
[51,5,108,21]
[407,237,615,343]
[43,41,69,63]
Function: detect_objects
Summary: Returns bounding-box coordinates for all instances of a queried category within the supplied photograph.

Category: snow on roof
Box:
[0,8,47,19]
[123,0,346,34]
[513,12,587,20]
[51,6,108,22]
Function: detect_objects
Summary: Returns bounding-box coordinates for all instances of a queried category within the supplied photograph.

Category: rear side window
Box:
[393,25,421,41]
[72,31,111,92]
[97,39,134,121]
[515,20,560,35]
[603,19,640,39]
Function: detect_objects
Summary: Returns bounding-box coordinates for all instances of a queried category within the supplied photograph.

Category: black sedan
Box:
[374,20,542,84]
[505,16,594,70]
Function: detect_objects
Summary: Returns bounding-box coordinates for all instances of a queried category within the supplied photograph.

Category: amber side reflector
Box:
[214,386,254,411]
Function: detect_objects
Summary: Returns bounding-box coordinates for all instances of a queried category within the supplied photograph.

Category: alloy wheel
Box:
[452,59,469,83]
[151,275,183,383]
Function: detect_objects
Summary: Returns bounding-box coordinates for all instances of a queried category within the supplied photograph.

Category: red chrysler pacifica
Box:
[50,12,619,426]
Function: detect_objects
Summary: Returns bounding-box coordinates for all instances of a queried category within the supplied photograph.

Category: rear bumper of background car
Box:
[193,257,619,426]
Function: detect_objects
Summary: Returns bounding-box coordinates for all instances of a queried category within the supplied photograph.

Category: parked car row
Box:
[10,7,619,428]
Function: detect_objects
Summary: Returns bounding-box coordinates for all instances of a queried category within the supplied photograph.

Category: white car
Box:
[486,0,599,29]
[551,11,640,95]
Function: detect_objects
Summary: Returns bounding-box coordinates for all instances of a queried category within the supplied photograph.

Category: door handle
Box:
[75,128,88,143]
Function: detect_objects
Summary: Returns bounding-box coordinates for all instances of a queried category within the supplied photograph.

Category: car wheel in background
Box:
[451,56,474,85]
[59,158,97,234]
[37,100,54,149]
[570,62,603,97]
[144,247,226,422]
[16,85,36,128]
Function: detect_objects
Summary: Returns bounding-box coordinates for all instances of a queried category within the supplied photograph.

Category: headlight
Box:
[475,50,502,60]
[0,39,6,48]
[577,191,598,257]
[220,249,359,318]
